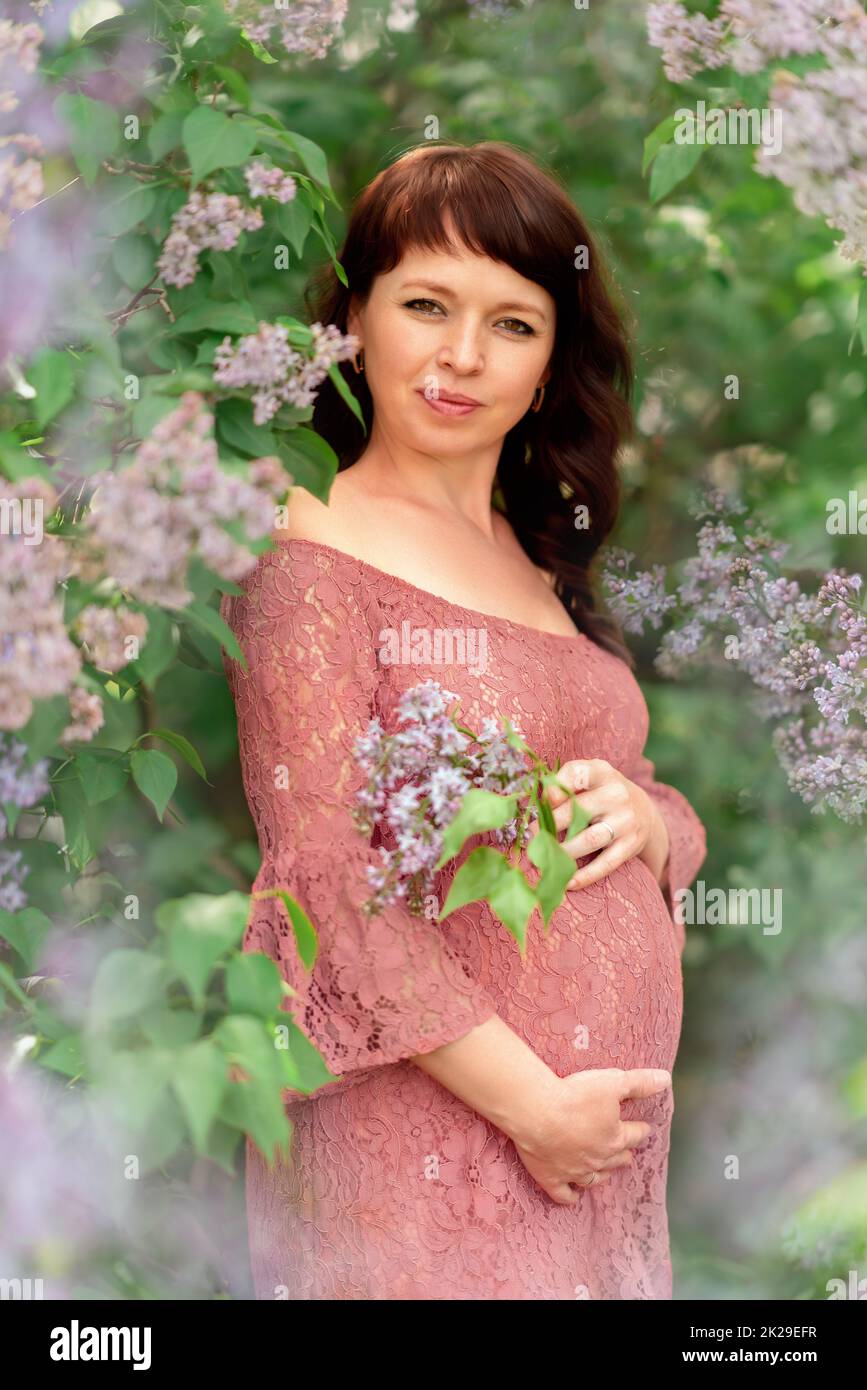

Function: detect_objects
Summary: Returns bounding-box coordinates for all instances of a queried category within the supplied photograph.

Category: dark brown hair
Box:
[306,140,635,664]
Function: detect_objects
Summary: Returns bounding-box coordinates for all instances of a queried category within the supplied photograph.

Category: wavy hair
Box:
[306,140,635,663]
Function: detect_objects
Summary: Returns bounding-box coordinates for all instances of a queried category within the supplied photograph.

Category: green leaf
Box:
[540,771,592,839]
[276,195,313,258]
[0,907,52,973]
[0,433,53,485]
[156,891,250,1009]
[132,606,177,689]
[182,597,249,671]
[438,845,537,952]
[54,92,121,184]
[642,114,677,176]
[182,106,258,186]
[271,1011,337,1092]
[848,281,867,357]
[216,1014,292,1159]
[256,889,318,970]
[90,949,166,1029]
[278,129,336,203]
[0,958,34,1009]
[100,180,156,237]
[239,30,278,63]
[310,214,348,285]
[141,727,208,781]
[111,233,156,290]
[226,952,284,1016]
[527,828,577,928]
[53,775,94,869]
[214,64,251,108]
[435,788,518,869]
[147,110,184,162]
[28,350,76,429]
[648,141,705,203]
[75,749,129,806]
[38,1033,84,1079]
[172,1038,229,1152]
[215,397,278,458]
[275,428,338,501]
[130,747,177,822]
[327,361,366,433]
[169,302,258,337]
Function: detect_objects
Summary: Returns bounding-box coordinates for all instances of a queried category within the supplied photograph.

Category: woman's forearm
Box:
[408,1013,560,1147]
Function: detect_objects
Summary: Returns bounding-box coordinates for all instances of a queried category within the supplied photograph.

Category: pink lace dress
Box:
[220,536,707,1301]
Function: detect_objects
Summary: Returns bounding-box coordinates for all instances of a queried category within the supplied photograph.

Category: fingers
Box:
[619,1068,672,1101]
[543,759,610,806]
[565,841,632,890]
[547,1182,582,1205]
[561,808,631,860]
[596,1148,635,1171]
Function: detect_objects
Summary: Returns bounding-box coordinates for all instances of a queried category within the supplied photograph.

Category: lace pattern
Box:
[220,537,708,1300]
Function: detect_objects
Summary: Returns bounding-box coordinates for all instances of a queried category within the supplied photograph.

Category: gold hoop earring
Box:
[352,348,365,374]
[531,383,545,413]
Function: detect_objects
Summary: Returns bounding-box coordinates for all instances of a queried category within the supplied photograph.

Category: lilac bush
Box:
[601,490,867,822]
[646,1,867,273]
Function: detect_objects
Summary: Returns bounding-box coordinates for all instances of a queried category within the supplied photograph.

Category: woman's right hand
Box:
[509,1067,672,1205]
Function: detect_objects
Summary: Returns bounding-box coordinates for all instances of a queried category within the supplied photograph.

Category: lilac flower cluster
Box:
[81,392,292,608]
[0,478,82,732]
[353,679,536,916]
[0,733,49,840]
[60,685,105,746]
[157,191,264,289]
[647,1,867,81]
[73,604,149,675]
[213,320,358,425]
[600,490,867,821]
[756,64,867,273]
[0,847,29,910]
[646,2,867,271]
[223,0,348,60]
[0,18,44,249]
[244,161,297,203]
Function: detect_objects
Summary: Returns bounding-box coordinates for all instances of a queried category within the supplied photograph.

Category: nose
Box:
[434,316,484,376]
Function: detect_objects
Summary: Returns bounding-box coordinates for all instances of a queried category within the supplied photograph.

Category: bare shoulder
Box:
[272,475,362,548]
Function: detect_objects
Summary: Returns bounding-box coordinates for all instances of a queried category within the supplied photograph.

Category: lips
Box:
[434,392,482,406]
[415,389,483,418]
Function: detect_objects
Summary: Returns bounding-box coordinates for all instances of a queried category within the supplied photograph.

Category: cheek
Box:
[491,344,549,399]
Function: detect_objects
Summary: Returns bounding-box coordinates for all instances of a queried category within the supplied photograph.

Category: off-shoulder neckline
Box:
[274,535,591,647]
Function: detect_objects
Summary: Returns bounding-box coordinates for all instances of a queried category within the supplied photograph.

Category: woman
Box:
[221,141,707,1300]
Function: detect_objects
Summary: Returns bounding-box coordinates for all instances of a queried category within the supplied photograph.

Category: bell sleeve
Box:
[220,541,499,1094]
[628,747,707,955]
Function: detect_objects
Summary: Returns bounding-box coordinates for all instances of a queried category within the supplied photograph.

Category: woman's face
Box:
[347,226,556,461]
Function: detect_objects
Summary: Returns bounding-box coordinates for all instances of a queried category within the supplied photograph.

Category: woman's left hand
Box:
[527,758,670,891]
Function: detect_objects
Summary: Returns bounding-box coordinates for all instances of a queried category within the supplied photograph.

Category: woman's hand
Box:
[528,757,670,891]
[508,1066,672,1205]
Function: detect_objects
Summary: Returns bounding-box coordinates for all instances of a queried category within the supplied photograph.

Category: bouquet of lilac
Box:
[351,681,589,951]
[601,488,867,823]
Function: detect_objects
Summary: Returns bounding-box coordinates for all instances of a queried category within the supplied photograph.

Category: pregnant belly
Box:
[483,854,684,1090]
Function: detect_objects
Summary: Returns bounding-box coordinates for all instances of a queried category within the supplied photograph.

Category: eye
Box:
[498,318,535,337]
[404,298,444,315]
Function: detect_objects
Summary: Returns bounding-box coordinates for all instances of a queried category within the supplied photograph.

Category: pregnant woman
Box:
[221,141,707,1300]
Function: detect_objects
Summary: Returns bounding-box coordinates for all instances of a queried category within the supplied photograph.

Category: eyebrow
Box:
[399,280,549,324]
